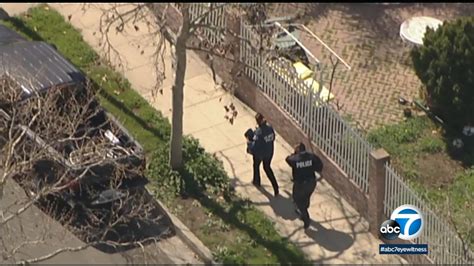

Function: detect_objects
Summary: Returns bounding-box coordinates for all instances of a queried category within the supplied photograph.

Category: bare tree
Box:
[95,3,268,170]
[0,76,172,263]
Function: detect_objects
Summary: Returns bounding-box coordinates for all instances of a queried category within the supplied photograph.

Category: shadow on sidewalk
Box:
[305,221,354,252]
[216,151,240,192]
[179,169,309,264]
[254,187,299,221]
[254,186,354,253]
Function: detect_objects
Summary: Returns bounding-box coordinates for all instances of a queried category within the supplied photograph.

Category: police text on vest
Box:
[296,160,312,168]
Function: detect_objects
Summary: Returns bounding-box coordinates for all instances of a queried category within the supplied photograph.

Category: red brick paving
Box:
[268,3,474,131]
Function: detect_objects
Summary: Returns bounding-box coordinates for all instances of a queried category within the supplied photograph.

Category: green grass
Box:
[2,5,309,264]
[368,116,473,247]
[368,116,431,160]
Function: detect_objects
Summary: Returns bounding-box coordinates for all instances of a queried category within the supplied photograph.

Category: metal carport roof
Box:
[0,24,27,45]
[0,27,85,97]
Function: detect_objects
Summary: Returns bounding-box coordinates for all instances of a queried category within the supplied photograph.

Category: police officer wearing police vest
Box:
[285,142,323,229]
[246,113,279,197]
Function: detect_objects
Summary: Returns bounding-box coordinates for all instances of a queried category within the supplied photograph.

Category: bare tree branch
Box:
[1,75,170,263]
[184,45,258,72]
[445,195,473,261]
[92,2,275,167]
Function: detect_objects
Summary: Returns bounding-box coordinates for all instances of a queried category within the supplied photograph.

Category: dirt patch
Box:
[172,196,251,258]
[175,197,208,232]
[417,152,463,189]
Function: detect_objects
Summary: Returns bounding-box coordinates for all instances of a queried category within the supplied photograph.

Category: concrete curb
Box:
[146,188,216,265]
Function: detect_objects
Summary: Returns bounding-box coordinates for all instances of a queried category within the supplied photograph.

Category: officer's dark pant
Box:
[253,156,279,194]
[292,178,316,227]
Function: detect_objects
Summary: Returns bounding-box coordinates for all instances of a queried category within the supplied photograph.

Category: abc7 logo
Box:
[380,220,401,240]
[380,205,423,240]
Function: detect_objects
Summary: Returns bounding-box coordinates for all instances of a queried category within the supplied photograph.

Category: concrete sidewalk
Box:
[41,4,404,264]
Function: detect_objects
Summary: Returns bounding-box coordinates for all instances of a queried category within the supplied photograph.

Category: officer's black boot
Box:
[303,219,311,230]
[301,209,311,229]
[294,207,302,219]
[293,197,306,221]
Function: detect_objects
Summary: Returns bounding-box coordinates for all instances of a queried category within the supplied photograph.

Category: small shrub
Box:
[182,137,231,195]
[146,145,182,198]
[185,151,230,195]
[183,137,206,160]
[411,17,474,129]
[147,137,231,197]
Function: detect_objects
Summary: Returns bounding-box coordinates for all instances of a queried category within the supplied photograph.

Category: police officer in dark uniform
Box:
[285,143,323,229]
[246,113,279,196]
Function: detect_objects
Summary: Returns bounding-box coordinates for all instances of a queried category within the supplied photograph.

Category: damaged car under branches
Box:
[0,25,174,252]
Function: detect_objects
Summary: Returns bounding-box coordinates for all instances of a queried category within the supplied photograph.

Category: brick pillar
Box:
[368,148,390,236]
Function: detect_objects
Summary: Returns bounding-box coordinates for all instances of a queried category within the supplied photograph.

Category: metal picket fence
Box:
[240,21,372,193]
[385,164,473,264]
[239,20,473,265]
[188,3,227,46]
[185,5,473,264]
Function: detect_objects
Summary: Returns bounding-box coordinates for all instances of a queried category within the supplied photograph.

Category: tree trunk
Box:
[169,6,190,170]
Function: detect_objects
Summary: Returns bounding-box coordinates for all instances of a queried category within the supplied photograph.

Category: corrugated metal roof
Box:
[0,40,85,97]
[0,25,27,45]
